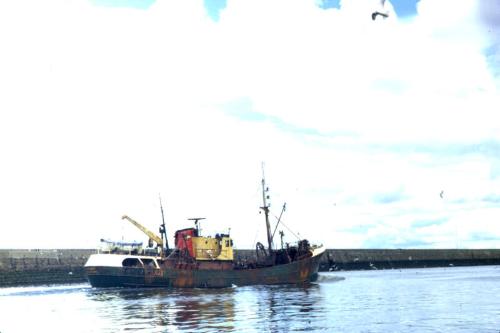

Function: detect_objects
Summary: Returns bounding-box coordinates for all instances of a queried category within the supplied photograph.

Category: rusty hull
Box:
[85,251,324,288]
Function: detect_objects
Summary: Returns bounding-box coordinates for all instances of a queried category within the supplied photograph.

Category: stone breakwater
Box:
[2,248,500,286]
[0,249,96,286]
[321,248,500,271]
[235,248,500,271]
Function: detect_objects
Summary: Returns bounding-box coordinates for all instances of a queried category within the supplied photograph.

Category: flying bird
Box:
[440,190,444,199]
[372,0,389,21]
[372,11,389,20]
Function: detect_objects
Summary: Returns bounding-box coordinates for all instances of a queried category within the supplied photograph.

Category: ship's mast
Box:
[260,167,274,255]
[159,195,169,253]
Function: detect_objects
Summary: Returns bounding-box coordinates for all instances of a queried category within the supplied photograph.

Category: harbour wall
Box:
[235,248,500,271]
[1,248,500,286]
[321,249,500,271]
[0,249,96,287]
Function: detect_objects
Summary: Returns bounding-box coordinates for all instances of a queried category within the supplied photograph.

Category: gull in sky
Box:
[372,0,389,21]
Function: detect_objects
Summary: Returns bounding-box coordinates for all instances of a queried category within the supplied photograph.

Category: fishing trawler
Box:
[84,177,325,288]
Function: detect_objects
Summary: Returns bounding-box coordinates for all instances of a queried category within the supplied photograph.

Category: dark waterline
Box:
[1,266,499,332]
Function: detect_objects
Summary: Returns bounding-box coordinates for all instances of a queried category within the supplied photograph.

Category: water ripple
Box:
[1,267,500,332]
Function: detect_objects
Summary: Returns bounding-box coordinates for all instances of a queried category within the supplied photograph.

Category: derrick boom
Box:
[121,215,164,250]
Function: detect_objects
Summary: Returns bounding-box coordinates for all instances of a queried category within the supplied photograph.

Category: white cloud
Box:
[0,0,498,249]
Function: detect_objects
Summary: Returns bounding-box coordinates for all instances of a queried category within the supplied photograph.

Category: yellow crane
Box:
[121,215,164,255]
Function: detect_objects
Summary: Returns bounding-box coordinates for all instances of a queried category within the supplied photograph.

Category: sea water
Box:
[1,265,499,332]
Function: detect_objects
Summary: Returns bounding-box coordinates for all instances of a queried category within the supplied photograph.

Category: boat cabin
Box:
[84,254,160,269]
[174,228,234,261]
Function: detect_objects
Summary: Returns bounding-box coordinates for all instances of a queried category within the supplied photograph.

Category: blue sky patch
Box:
[482,194,500,203]
[222,98,362,142]
[468,232,500,242]
[376,140,500,160]
[390,0,419,18]
[373,190,406,204]
[363,235,433,249]
[222,97,324,137]
[204,0,227,21]
[317,0,341,10]
[90,0,155,9]
[342,224,376,234]
[89,0,418,20]
[412,218,447,229]
[318,0,418,18]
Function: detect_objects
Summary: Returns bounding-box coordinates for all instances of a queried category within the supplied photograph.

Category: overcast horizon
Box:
[0,0,499,250]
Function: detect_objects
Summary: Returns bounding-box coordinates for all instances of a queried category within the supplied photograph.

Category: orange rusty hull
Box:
[86,250,324,288]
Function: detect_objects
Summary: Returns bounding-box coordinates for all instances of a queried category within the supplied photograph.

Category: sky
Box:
[0,0,499,250]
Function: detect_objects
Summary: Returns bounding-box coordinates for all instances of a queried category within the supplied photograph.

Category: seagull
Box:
[372,11,389,20]
[372,0,389,20]
[440,190,444,199]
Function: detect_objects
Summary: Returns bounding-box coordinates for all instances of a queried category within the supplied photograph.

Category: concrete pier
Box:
[1,248,500,286]
[0,249,95,286]
[234,248,500,271]
[319,249,500,271]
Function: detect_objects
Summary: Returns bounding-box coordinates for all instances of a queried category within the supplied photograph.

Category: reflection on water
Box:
[1,266,500,332]
[84,284,326,332]
[245,284,325,332]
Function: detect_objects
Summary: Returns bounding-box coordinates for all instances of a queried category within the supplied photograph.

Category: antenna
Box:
[188,217,206,236]
[279,230,285,249]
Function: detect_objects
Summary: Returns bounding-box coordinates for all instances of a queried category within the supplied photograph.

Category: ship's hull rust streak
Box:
[85,250,324,288]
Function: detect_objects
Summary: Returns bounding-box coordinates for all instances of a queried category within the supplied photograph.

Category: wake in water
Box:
[315,273,346,283]
[0,283,90,297]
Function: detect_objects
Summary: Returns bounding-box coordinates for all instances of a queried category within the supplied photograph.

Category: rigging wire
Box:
[271,212,301,241]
